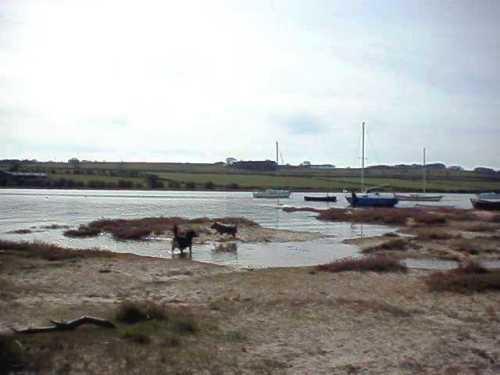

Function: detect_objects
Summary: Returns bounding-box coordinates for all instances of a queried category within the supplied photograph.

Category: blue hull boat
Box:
[346,194,399,208]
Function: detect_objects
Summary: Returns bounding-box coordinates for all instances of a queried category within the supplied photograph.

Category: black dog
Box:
[171,224,197,256]
[211,222,237,238]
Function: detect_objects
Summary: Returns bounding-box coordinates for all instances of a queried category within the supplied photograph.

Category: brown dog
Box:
[171,224,197,256]
[211,222,237,238]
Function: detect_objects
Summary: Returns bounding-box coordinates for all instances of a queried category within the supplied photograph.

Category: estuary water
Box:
[0,189,476,268]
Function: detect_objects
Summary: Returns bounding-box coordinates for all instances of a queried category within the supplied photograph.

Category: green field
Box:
[2,161,500,192]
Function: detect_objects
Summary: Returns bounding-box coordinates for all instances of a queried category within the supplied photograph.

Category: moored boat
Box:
[253,189,291,199]
[394,148,443,202]
[470,198,500,211]
[346,192,398,208]
[344,122,399,208]
[477,192,500,200]
[304,195,337,202]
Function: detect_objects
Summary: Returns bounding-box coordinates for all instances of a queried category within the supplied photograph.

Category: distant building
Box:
[225,157,238,165]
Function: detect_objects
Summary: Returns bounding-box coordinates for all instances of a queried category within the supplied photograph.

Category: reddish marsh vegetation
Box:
[426,262,500,293]
[316,255,407,273]
[314,207,447,226]
[64,216,259,240]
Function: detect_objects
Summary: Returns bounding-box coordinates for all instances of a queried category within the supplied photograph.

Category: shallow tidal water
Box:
[0,189,478,268]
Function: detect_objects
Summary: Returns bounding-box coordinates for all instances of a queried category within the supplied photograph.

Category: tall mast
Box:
[361,122,365,192]
[275,141,279,165]
[423,147,427,193]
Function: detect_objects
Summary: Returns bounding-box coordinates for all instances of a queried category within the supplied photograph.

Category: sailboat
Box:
[252,142,291,199]
[345,122,399,208]
[395,148,443,202]
[304,194,337,202]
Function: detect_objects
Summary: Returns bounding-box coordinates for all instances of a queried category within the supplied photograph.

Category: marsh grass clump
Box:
[489,214,500,223]
[316,255,407,273]
[317,207,446,226]
[462,223,497,233]
[451,237,499,256]
[64,225,101,238]
[41,224,71,230]
[426,262,500,293]
[415,229,458,241]
[7,229,32,234]
[363,238,408,254]
[0,240,111,261]
[64,216,259,241]
[116,302,201,348]
[115,301,167,324]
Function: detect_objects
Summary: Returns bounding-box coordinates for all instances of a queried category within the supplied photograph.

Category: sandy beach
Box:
[1,209,500,374]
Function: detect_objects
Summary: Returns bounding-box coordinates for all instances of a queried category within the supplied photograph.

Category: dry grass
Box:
[335,298,412,318]
[0,240,113,261]
[425,262,500,293]
[316,255,407,273]
[4,303,216,374]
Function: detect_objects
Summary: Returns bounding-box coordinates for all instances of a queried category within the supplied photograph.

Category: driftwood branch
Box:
[12,316,115,334]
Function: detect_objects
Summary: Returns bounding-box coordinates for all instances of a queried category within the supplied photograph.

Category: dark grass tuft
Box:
[122,331,151,344]
[316,255,407,273]
[171,316,198,335]
[415,229,458,241]
[363,238,408,254]
[64,225,101,238]
[41,224,71,230]
[0,240,112,261]
[115,301,167,324]
[0,335,25,373]
[425,262,500,293]
[462,223,497,233]
[7,229,32,234]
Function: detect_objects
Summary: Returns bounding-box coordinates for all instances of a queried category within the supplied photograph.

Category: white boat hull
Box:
[394,193,443,202]
[252,189,291,199]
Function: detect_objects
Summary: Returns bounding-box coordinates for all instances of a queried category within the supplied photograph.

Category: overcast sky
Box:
[1,0,499,168]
